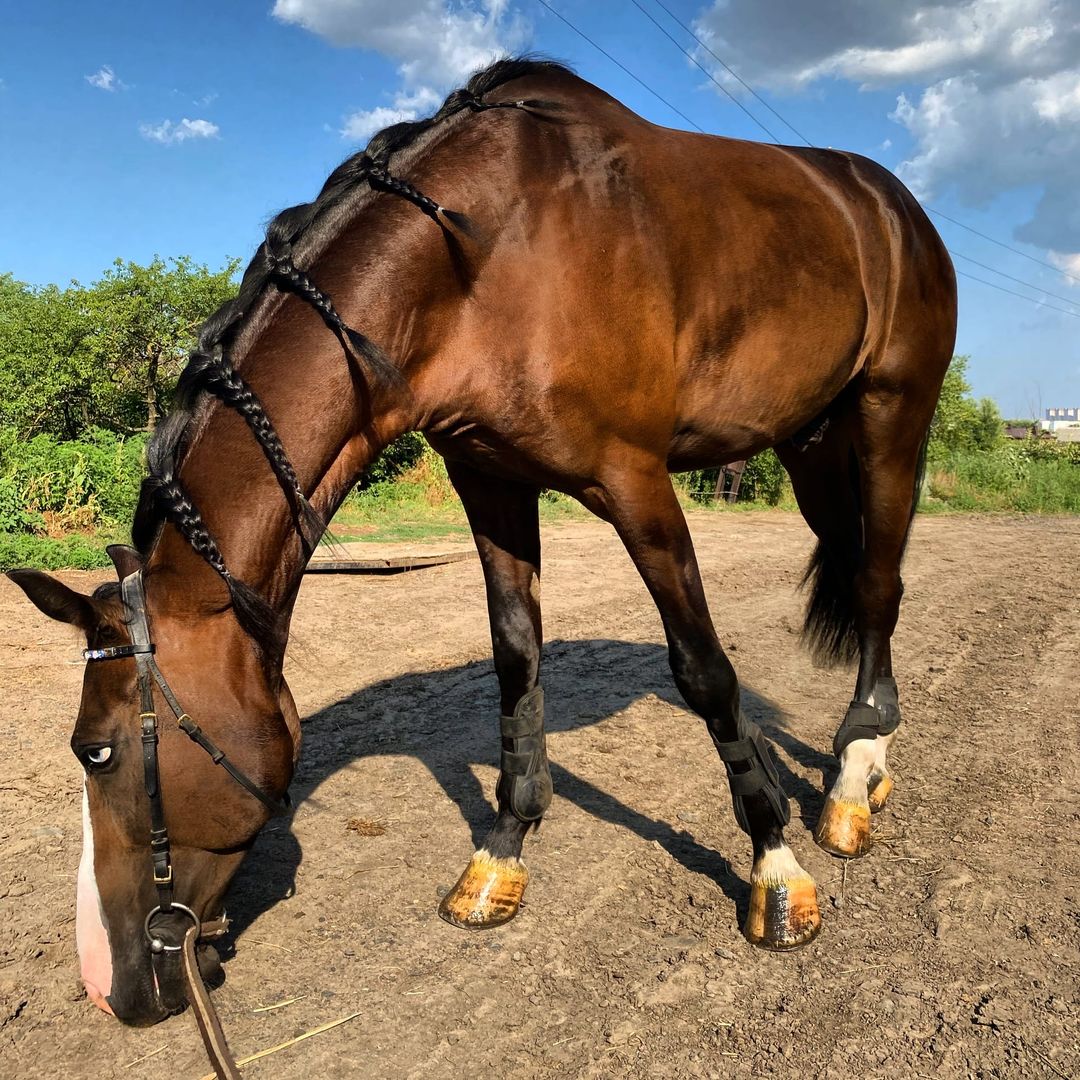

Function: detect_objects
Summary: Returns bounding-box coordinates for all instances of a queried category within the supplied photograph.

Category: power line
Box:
[533,0,704,133]
[927,208,1080,288]
[626,0,1080,311]
[643,0,814,146]
[535,0,1080,319]
[627,0,782,143]
[950,251,1080,311]
[955,270,1080,319]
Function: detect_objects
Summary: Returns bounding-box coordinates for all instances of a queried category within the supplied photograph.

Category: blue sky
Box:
[2,0,1078,417]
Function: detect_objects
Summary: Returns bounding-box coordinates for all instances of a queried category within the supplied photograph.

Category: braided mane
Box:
[131,57,571,655]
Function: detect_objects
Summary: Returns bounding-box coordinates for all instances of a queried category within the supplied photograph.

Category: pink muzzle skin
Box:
[77,784,114,1015]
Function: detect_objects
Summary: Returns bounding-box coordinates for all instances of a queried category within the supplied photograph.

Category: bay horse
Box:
[8,57,956,1041]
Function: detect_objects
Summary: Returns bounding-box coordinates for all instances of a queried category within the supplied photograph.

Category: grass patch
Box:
[330,451,468,544]
[329,450,590,545]
[921,447,1080,514]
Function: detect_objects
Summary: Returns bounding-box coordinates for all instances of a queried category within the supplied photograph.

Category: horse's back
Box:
[421,66,955,476]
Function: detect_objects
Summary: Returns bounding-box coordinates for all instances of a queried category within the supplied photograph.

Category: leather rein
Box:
[84,570,289,1079]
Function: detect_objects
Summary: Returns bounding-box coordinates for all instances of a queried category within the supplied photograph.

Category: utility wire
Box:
[534,0,1079,318]
[644,0,814,146]
[533,0,704,133]
[627,0,782,143]
[927,208,1080,288]
[955,270,1080,319]
[950,251,1080,311]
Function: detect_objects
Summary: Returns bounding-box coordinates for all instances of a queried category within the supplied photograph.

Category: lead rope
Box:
[182,924,240,1080]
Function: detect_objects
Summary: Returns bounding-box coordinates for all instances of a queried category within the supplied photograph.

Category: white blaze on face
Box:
[76,782,114,1015]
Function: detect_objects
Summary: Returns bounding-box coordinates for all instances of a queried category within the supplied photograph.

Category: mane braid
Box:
[132,57,573,653]
[181,346,326,552]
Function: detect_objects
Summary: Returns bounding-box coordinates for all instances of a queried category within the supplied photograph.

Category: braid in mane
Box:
[261,244,405,387]
[138,442,283,652]
[182,347,325,552]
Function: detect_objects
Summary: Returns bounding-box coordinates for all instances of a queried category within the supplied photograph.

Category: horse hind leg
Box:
[437,462,550,929]
[781,367,941,855]
[778,392,923,858]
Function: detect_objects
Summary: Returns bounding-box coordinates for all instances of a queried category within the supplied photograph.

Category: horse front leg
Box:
[596,463,821,949]
[437,461,551,929]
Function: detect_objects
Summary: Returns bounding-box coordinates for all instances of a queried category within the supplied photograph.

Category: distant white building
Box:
[1041,407,1080,437]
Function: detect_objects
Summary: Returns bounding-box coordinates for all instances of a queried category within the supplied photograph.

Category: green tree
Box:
[0,274,95,439]
[972,396,1004,452]
[929,356,979,454]
[0,257,238,438]
[78,256,239,433]
[928,356,1005,456]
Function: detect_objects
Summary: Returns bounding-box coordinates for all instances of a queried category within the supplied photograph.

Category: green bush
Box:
[0,532,111,572]
[738,449,786,505]
[0,426,145,535]
[924,441,1080,513]
[356,432,427,489]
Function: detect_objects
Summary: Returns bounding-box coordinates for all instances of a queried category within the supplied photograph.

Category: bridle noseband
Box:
[83,569,290,1079]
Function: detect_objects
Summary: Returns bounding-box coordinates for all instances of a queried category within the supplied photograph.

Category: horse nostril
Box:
[197,943,224,988]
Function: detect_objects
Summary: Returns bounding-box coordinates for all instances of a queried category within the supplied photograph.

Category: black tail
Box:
[798,430,929,667]
[801,532,861,666]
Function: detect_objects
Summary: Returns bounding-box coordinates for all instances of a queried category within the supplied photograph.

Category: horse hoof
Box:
[437,851,528,930]
[867,772,894,814]
[742,848,822,950]
[814,796,871,858]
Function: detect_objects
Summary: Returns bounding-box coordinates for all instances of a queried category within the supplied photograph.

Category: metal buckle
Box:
[144,902,199,954]
[153,864,173,886]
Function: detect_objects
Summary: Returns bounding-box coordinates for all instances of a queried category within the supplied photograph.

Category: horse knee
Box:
[670,641,738,720]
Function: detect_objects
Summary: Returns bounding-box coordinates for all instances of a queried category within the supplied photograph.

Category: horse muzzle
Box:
[102,909,227,1027]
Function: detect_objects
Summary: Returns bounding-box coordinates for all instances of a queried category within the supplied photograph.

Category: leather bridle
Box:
[83,569,290,1079]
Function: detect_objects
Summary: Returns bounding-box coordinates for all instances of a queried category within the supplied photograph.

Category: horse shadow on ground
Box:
[223,637,837,953]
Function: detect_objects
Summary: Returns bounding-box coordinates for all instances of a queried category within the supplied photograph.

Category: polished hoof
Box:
[437,851,528,930]
[743,870,822,950]
[814,796,871,858]
[867,772,894,814]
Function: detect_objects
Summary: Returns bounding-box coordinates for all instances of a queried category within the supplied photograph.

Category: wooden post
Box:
[714,460,747,502]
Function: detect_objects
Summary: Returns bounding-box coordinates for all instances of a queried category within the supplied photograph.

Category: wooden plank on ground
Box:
[305,550,476,574]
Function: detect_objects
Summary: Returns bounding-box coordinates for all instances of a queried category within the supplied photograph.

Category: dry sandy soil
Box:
[1,512,1078,1079]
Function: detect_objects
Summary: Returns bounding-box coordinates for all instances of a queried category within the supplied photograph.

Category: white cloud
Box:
[273,0,525,85]
[86,65,126,92]
[693,0,1080,276]
[139,118,220,145]
[1050,252,1080,282]
[272,1,528,142]
[341,85,441,141]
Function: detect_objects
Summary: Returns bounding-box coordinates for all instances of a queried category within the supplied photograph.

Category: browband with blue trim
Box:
[83,643,155,661]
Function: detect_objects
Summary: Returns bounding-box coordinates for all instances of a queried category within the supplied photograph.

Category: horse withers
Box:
[8,58,956,1031]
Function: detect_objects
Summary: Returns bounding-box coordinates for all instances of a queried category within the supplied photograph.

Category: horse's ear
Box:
[106,544,143,579]
[5,569,99,632]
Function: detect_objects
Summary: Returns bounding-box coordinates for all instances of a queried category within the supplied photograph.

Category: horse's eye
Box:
[80,746,113,770]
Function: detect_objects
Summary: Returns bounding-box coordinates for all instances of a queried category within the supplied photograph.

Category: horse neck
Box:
[143,220,448,638]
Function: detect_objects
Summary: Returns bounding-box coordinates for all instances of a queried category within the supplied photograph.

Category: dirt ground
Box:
[1,511,1078,1079]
